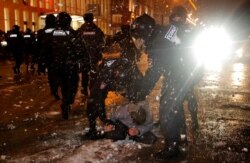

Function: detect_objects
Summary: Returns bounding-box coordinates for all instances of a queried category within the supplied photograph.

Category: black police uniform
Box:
[77,13,105,95]
[134,14,203,159]
[36,14,60,100]
[7,25,24,74]
[23,28,36,71]
[46,12,89,119]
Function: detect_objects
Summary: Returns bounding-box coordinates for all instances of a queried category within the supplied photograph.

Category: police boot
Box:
[154,142,180,160]
[61,104,71,120]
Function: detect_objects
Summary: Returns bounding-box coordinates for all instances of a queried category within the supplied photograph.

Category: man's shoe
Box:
[154,146,180,160]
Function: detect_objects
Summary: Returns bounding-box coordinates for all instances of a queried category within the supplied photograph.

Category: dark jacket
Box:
[7,29,24,55]
[77,22,105,64]
[23,30,35,53]
[48,27,86,72]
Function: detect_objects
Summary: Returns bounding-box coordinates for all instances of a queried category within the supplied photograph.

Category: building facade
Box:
[0,0,112,34]
[0,0,195,34]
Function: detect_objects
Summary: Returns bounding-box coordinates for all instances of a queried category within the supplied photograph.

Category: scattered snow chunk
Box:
[242,148,248,152]
[1,155,6,160]
[13,104,21,107]
[51,133,57,137]
[7,124,15,130]
[35,112,39,119]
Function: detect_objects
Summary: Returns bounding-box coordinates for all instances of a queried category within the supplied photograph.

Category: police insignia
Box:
[10,34,17,38]
[164,25,178,41]
[53,30,70,36]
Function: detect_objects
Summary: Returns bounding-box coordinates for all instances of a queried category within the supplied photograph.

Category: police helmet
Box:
[83,13,94,23]
[56,12,72,28]
[12,25,20,32]
[171,5,187,19]
[45,14,56,27]
[121,24,130,34]
[131,13,156,40]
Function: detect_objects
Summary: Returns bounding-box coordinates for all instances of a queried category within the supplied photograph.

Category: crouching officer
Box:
[130,6,203,160]
[47,12,89,119]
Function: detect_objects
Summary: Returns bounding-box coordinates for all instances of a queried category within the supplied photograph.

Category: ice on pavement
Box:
[7,137,150,163]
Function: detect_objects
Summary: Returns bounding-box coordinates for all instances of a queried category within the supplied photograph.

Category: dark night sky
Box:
[198,0,250,39]
[198,0,249,22]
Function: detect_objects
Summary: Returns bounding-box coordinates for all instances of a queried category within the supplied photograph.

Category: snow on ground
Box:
[6,131,152,163]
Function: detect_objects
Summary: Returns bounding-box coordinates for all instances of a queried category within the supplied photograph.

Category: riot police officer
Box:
[77,13,105,96]
[23,28,36,72]
[46,12,89,119]
[7,25,24,75]
[36,14,60,100]
[131,6,203,159]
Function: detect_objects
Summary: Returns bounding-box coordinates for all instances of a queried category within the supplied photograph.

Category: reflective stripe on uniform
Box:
[45,28,55,33]
[83,31,96,35]
[10,34,17,38]
[53,30,70,36]
[24,35,31,38]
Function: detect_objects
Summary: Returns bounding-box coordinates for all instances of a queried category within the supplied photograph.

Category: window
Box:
[58,0,65,11]
[4,8,10,32]
[23,11,28,31]
[31,12,37,31]
[30,0,37,7]
[39,0,44,8]
[45,0,50,9]
[14,10,20,26]
[66,1,70,13]
[112,14,122,25]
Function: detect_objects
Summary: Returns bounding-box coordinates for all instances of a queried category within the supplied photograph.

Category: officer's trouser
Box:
[159,77,191,146]
[86,81,108,131]
[61,70,79,105]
